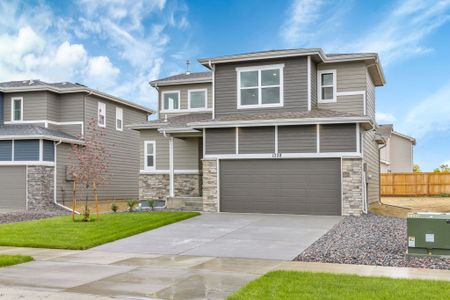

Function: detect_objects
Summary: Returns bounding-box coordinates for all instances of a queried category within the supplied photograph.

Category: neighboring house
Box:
[130,48,386,216]
[376,124,416,173]
[0,80,151,211]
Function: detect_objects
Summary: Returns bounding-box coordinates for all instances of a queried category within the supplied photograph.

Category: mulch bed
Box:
[0,211,67,224]
[295,213,450,270]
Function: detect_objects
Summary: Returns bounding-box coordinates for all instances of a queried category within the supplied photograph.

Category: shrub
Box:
[127,199,139,212]
[82,206,90,222]
[147,199,156,211]
[111,203,119,213]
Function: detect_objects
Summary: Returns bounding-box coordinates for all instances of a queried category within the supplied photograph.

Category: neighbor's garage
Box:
[220,158,341,215]
[0,166,26,211]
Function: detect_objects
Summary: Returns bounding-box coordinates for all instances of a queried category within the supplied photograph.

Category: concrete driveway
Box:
[94,213,341,260]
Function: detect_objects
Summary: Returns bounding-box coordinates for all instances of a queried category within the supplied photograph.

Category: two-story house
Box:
[377,124,416,173]
[131,48,386,216]
[0,80,151,211]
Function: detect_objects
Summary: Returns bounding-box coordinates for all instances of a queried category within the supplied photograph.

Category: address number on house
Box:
[272,153,282,158]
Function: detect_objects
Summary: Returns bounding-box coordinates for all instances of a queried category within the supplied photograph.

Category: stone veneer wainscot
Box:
[27,165,55,210]
[341,158,363,216]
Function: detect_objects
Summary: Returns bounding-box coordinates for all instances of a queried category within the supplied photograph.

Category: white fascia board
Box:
[391,131,416,144]
[157,128,201,134]
[0,135,83,144]
[0,161,55,167]
[151,78,212,87]
[189,117,373,128]
[205,152,362,160]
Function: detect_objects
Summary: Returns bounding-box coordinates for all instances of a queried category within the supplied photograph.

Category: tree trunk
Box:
[93,180,99,220]
[72,181,76,222]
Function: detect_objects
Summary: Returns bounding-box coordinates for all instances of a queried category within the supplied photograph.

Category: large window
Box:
[116,107,123,131]
[98,102,106,127]
[11,97,23,121]
[188,89,207,109]
[162,91,180,111]
[237,64,284,109]
[318,70,337,103]
[144,141,156,171]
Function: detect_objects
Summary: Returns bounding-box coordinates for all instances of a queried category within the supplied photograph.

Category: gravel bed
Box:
[0,210,67,224]
[296,213,450,270]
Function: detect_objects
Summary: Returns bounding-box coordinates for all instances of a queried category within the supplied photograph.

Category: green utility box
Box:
[407,213,450,256]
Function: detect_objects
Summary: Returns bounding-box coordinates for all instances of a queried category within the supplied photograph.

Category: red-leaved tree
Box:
[70,117,110,221]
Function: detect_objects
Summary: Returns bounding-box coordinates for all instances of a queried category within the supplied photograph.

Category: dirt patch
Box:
[69,200,132,214]
[382,197,450,212]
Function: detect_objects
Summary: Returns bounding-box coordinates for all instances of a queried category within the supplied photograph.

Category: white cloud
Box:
[376,112,397,124]
[351,0,450,65]
[281,0,327,46]
[401,82,450,138]
[86,56,120,90]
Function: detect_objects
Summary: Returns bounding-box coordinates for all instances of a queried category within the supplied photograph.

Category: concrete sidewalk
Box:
[0,246,449,299]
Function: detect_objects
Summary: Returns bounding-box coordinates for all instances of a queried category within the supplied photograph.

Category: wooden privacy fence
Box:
[381,172,450,197]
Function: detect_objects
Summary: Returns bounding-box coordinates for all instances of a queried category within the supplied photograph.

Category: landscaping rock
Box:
[296,213,450,270]
[0,210,67,224]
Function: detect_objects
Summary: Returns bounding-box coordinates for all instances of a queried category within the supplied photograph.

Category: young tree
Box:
[413,164,421,172]
[434,164,450,173]
[69,118,110,221]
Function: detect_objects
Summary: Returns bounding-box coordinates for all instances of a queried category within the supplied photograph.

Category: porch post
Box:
[169,136,174,197]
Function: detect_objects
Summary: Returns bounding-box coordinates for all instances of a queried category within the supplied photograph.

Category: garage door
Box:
[0,166,26,211]
[220,158,341,215]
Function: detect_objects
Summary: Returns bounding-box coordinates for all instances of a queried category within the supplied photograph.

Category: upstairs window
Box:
[144,141,155,171]
[98,102,106,127]
[116,107,123,131]
[237,64,284,109]
[12,97,23,121]
[188,89,207,109]
[162,91,180,111]
[318,70,337,103]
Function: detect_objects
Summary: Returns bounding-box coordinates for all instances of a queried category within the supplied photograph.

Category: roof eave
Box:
[0,135,84,145]
[150,78,212,87]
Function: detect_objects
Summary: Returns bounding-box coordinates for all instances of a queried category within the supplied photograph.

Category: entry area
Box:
[220,158,342,215]
[0,166,26,211]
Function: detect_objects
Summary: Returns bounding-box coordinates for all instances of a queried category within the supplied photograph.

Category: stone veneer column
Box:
[342,158,363,216]
[174,174,200,197]
[27,166,55,210]
[202,159,218,212]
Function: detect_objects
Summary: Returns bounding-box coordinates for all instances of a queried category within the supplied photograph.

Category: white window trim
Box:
[161,90,181,111]
[11,97,23,122]
[98,101,106,128]
[317,69,337,103]
[188,88,208,110]
[236,64,284,109]
[144,141,156,171]
[115,107,123,131]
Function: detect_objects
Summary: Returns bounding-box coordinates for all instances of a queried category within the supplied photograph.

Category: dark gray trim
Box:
[0,140,12,161]
[14,140,39,161]
[43,140,55,162]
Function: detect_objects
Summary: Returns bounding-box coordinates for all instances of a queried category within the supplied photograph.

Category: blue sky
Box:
[0,0,449,171]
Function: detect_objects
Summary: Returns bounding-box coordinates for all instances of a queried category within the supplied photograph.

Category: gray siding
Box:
[159,83,212,118]
[205,128,235,155]
[47,92,60,121]
[278,125,316,153]
[3,91,48,122]
[55,143,73,206]
[366,70,376,120]
[0,92,4,124]
[43,140,55,162]
[139,129,200,171]
[215,57,308,116]
[14,140,39,161]
[317,62,366,115]
[0,166,26,210]
[220,158,341,215]
[0,140,12,160]
[311,60,317,108]
[238,127,275,154]
[174,137,200,170]
[363,128,380,203]
[78,95,147,201]
[320,124,357,152]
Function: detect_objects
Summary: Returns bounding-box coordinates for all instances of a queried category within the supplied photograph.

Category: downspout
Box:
[0,92,4,125]
[209,60,215,120]
[155,83,160,120]
[378,139,387,205]
[53,139,79,213]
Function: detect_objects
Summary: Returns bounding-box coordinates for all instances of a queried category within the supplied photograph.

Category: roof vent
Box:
[29,80,34,85]
[185,60,191,75]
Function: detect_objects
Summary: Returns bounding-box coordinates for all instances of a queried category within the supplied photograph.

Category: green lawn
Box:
[228,271,450,300]
[0,212,199,250]
[0,254,33,267]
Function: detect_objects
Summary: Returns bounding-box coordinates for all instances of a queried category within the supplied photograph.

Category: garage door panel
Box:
[0,166,26,210]
[220,159,341,215]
